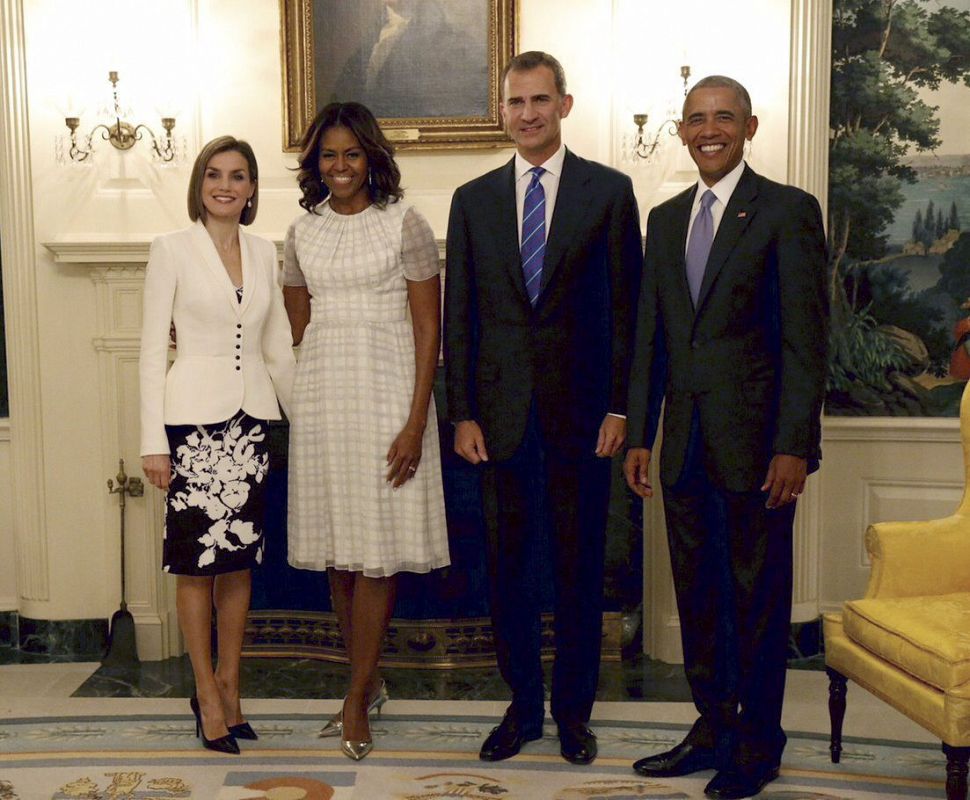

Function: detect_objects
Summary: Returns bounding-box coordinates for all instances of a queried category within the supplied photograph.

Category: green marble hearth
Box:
[0,613,107,660]
[0,612,823,674]
[70,652,692,702]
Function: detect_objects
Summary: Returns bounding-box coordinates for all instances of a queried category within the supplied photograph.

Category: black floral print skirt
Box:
[163,412,269,576]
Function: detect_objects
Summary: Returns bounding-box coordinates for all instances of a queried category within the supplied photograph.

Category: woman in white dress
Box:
[283,102,449,760]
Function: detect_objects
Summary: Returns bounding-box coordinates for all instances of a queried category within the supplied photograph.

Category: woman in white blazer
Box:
[139,136,294,754]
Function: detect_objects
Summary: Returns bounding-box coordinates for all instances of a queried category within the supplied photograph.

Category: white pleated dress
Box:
[284,200,450,577]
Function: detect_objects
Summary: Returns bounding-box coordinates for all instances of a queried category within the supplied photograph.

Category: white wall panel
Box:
[0,428,16,609]
[818,420,963,614]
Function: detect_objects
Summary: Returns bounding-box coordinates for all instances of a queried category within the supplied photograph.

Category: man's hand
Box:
[454,420,489,464]
[762,454,807,508]
[595,415,626,457]
[623,447,653,498]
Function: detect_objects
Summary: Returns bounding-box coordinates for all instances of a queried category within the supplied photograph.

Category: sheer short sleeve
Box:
[401,206,440,282]
[282,222,306,287]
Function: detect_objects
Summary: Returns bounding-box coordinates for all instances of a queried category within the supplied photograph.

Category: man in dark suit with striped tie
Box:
[624,76,828,799]
[444,51,643,765]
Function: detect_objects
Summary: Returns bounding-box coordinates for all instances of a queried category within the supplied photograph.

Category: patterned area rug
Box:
[0,711,946,799]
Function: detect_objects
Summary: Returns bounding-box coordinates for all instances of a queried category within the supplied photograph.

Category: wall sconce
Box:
[58,71,180,164]
[630,65,692,161]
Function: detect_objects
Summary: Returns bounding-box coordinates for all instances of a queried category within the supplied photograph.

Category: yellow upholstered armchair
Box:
[824,382,970,800]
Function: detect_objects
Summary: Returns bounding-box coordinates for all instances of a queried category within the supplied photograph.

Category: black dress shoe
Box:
[558,723,597,765]
[632,739,715,776]
[479,711,542,761]
[704,764,780,799]
[189,696,240,755]
[228,721,258,740]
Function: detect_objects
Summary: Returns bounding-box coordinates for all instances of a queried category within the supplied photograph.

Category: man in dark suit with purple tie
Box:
[444,51,642,766]
[625,75,829,799]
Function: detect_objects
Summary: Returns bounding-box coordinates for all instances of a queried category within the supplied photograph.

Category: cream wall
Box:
[6,0,727,625]
[20,0,799,241]
[1,0,961,661]
[2,0,639,638]
[23,0,615,240]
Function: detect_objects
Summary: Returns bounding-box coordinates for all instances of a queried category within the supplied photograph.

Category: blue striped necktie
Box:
[520,166,547,306]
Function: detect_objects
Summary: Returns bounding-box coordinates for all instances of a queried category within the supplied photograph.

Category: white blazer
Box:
[139,220,295,455]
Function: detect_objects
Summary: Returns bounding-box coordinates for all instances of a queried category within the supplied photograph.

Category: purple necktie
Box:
[520,167,547,306]
[686,189,716,306]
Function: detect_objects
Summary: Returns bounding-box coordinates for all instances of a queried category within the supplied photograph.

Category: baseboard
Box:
[131,612,164,661]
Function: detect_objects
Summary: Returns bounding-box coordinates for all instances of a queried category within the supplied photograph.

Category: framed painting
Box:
[826,0,970,417]
[280,0,517,151]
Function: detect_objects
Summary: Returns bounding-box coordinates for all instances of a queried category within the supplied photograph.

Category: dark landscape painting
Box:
[315,0,489,120]
[827,0,970,416]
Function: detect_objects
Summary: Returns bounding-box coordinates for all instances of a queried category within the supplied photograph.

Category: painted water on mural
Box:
[828,163,970,417]
[888,171,970,250]
[888,166,970,415]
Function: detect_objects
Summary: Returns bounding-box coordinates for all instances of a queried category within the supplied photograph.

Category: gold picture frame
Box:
[280,0,518,151]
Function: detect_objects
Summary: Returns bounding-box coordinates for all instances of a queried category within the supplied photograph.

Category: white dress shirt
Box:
[514,143,566,242]
[685,158,747,254]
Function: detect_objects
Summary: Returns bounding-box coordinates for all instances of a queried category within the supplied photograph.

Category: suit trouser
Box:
[662,416,795,768]
[481,409,611,730]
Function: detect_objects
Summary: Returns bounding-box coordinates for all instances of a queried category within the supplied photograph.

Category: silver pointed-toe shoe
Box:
[341,737,374,761]
[318,679,389,738]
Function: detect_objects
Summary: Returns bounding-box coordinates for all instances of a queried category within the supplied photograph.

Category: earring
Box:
[368,169,374,189]
[246,199,253,208]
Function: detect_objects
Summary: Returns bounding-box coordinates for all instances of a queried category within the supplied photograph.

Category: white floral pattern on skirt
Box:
[163,412,269,575]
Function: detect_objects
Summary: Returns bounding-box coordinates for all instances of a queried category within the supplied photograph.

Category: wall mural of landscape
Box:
[827,0,970,416]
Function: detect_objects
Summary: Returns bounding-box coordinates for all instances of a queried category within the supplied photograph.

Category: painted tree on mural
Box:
[828,0,970,414]
[831,0,970,275]
[937,232,970,300]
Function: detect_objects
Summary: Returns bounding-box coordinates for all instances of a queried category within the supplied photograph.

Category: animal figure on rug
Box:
[56,777,100,799]
[146,777,191,795]
[104,771,144,798]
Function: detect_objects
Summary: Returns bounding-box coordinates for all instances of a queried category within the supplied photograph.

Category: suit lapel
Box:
[694,166,758,314]
[539,149,590,298]
[669,187,696,313]
[188,220,243,316]
[490,158,530,305]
